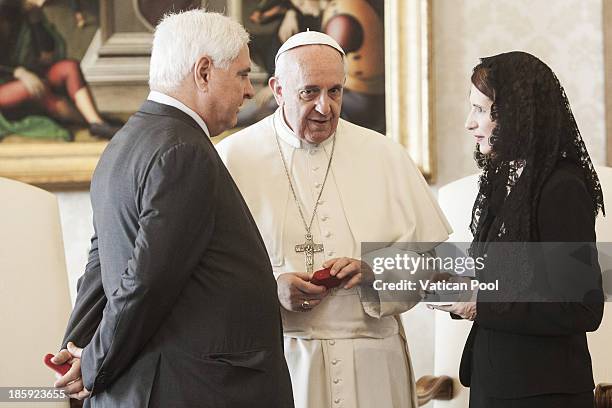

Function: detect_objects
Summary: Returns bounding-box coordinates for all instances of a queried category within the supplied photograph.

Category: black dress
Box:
[462,162,603,408]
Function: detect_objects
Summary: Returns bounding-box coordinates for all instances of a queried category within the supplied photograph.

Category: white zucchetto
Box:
[274,30,346,65]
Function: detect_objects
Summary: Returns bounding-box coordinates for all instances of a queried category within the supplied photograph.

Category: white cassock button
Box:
[333,378,340,384]
[331,359,339,365]
[329,340,335,345]
[327,251,334,256]
[321,215,329,221]
[334,398,341,404]
[310,149,318,155]
[318,199,325,205]
[324,231,332,238]
[315,182,322,189]
[313,166,320,171]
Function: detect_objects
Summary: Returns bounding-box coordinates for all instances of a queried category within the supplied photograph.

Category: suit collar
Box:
[146,91,210,136]
[138,100,205,135]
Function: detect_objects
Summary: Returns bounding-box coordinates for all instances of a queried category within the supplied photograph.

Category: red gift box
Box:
[310,267,342,289]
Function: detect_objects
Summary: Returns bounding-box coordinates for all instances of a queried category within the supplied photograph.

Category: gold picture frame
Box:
[0,142,106,190]
[0,0,434,189]
[385,0,434,181]
[231,0,435,180]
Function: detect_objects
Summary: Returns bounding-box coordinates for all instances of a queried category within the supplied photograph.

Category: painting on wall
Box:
[0,0,200,189]
[0,0,113,188]
[0,0,117,144]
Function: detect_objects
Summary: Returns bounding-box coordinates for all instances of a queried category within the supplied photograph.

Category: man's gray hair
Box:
[149,10,249,93]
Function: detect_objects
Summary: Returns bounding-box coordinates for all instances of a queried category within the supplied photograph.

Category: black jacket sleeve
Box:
[475,171,604,336]
[80,143,218,394]
[60,232,106,350]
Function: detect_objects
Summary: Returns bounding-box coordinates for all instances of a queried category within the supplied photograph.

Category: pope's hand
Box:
[277,272,328,312]
[324,257,375,290]
[52,342,91,400]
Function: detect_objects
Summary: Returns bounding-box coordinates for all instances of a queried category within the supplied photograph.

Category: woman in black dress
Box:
[456,51,605,407]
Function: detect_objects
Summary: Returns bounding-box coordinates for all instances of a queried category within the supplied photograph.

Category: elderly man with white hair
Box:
[216,32,451,408]
[49,10,294,408]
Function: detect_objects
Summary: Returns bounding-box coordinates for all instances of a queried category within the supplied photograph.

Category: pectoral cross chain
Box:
[295,233,324,274]
[274,127,335,276]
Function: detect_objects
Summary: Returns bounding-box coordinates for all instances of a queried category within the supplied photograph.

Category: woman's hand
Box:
[430,302,477,320]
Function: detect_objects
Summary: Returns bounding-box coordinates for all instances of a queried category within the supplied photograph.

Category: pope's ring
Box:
[301,300,311,309]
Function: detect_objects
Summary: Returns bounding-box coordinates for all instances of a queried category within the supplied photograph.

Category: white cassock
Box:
[216,109,451,408]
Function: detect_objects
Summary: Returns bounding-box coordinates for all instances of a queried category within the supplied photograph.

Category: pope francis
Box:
[216,31,452,408]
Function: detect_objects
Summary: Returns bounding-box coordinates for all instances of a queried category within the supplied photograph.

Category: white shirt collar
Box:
[147,91,210,137]
[273,107,335,150]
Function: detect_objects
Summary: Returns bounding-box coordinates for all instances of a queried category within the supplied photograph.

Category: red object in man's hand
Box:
[310,267,342,289]
[43,353,71,376]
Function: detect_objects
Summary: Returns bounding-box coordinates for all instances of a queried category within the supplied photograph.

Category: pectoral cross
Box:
[295,233,324,274]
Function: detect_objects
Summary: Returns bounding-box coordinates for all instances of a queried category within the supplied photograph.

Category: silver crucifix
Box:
[295,233,324,274]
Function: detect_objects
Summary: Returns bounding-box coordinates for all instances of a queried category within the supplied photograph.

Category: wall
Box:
[56,192,93,302]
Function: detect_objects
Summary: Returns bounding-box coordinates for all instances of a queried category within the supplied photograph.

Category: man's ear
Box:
[194,55,213,91]
[269,76,283,106]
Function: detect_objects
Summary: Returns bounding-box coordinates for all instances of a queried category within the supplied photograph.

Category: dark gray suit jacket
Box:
[61,101,294,408]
